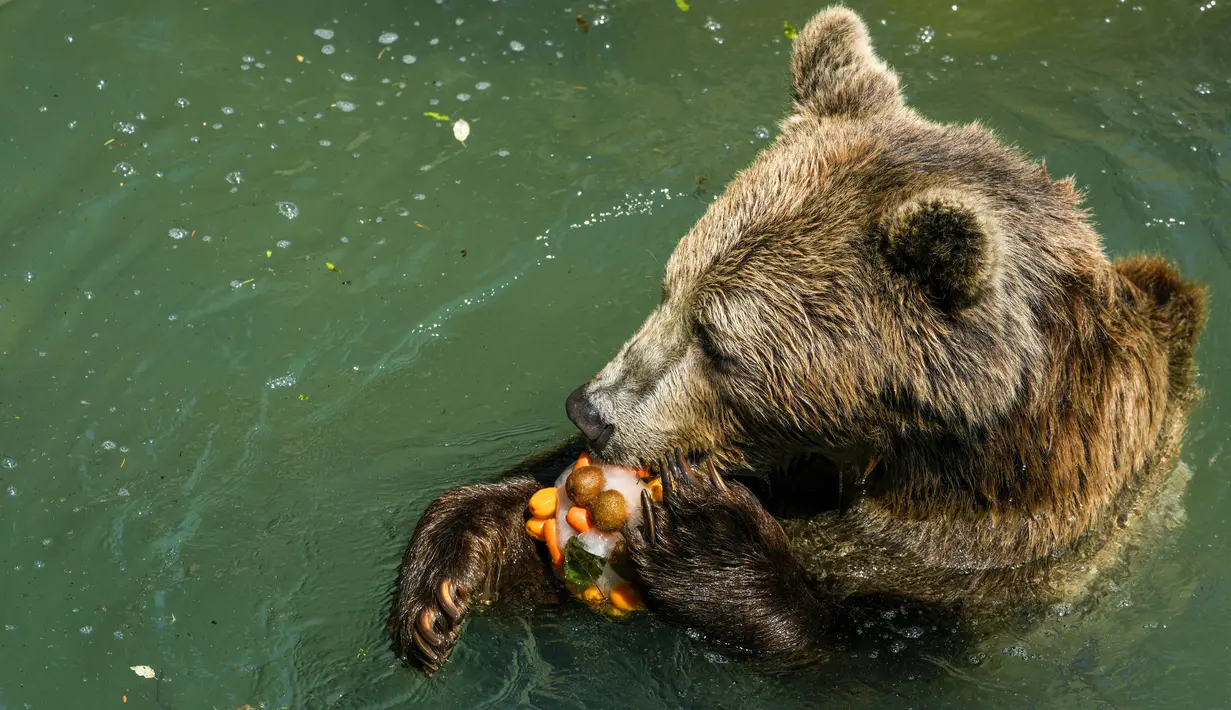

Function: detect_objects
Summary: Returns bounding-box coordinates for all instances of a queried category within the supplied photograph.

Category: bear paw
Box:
[625,450,824,654]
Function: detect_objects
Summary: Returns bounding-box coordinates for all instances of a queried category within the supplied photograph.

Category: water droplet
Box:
[114,162,135,177]
[509,40,525,52]
[378,31,398,44]
[276,201,300,219]
[266,373,297,389]
[402,54,417,64]
[314,28,335,40]
[168,228,188,240]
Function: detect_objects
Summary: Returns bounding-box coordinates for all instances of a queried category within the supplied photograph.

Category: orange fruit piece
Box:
[525,517,547,541]
[609,583,644,611]
[582,585,604,604]
[528,487,558,518]
[646,477,663,502]
[566,506,594,533]
[544,517,563,566]
[575,452,593,469]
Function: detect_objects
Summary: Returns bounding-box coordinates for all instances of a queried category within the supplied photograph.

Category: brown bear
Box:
[388,5,1205,675]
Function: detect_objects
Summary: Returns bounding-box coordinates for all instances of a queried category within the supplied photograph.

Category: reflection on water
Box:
[0,0,1227,707]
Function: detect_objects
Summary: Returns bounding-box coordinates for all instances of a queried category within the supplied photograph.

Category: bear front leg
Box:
[626,449,830,660]
[388,475,549,675]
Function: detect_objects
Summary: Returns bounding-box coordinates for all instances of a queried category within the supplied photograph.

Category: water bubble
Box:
[65,35,73,43]
[243,55,255,62]
[168,228,188,240]
[1196,82,1212,95]
[114,121,137,134]
[35,560,44,568]
[230,280,243,289]
[378,31,398,44]
[509,40,525,52]
[212,123,223,130]
[397,208,409,217]
[118,488,129,497]
[221,106,234,115]
[113,630,124,640]
[429,37,440,46]
[97,79,107,90]
[1,458,16,469]
[413,193,426,200]
[402,54,417,64]
[593,13,610,25]
[80,626,93,635]
[321,44,335,55]
[7,486,17,496]
[1002,644,1028,658]
[455,17,465,25]
[752,125,770,140]
[889,639,906,653]
[276,201,300,219]
[336,101,356,112]
[340,236,349,243]
[918,26,936,43]
[266,373,297,389]
[314,28,335,40]
[167,314,178,321]
[276,240,291,248]
[703,17,723,31]
[319,139,332,147]
[497,149,510,157]
[457,93,471,102]
[41,538,51,546]
[341,72,356,82]
[902,627,924,638]
[114,162,135,177]
[176,97,190,108]
[102,441,117,450]
[225,171,243,185]
[475,81,491,90]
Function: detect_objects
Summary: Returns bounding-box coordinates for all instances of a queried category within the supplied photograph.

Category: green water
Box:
[0,0,1227,707]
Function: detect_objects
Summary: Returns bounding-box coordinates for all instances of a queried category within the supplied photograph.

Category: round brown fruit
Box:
[592,489,628,533]
[567,465,605,507]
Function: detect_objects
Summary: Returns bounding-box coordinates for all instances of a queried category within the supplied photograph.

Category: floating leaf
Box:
[452,118,470,144]
[675,0,689,10]
[784,21,798,39]
[423,111,450,121]
[130,666,157,679]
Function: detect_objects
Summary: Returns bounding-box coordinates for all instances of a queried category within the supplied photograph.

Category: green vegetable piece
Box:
[562,536,606,588]
[675,0,689,11]
[784,21,798,39]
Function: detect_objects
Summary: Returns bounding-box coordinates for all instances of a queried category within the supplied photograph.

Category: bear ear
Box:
[881,189,1003,310]
[790,7,903,118]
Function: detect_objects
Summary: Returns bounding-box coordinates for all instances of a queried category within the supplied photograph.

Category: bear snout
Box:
[566,385,614,450]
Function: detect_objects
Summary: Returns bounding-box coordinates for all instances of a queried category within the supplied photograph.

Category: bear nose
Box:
[566,385,614,450]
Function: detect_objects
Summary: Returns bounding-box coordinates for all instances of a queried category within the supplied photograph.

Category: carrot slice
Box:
[582,585,604,604]
[609,583,644,611]
[524,517,547,541]
[575,452,593,469]
[566,506,593,533]
[528,487,558,518]
[544,517,563,566]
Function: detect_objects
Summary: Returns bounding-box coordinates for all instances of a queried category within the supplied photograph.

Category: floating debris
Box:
[130,666,157,679]
[452,119,470,144]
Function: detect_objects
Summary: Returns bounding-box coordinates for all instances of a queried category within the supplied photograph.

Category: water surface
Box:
[0,0,1228,707]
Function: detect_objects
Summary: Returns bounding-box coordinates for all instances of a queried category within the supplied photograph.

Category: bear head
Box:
[566,6,1107,478]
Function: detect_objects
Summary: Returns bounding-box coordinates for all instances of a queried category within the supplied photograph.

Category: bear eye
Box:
[692,319,737,370]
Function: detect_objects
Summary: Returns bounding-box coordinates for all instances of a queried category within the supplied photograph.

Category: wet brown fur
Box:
[389,6,1205,673]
